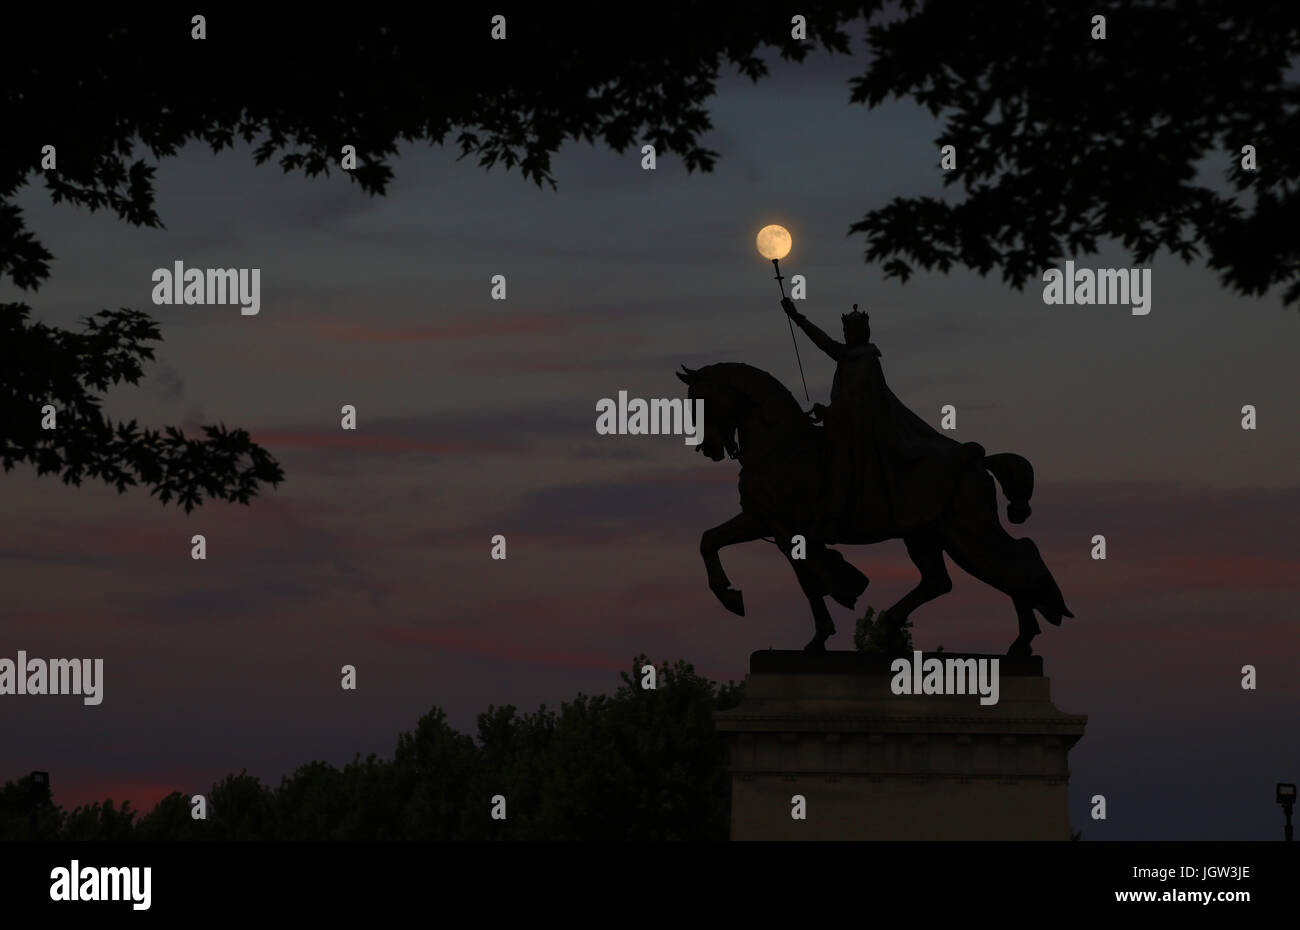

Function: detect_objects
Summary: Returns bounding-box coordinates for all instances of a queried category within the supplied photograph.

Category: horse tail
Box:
[984,452,1034,524]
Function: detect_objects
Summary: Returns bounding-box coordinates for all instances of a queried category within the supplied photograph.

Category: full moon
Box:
[756,224,792,261]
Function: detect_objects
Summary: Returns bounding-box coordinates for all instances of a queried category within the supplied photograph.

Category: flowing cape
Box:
[839,347,965,529]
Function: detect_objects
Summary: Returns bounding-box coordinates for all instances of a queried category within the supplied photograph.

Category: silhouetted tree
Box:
[0,305,283,511]
[1,657,744,840]
[849,1,1300,306]
[525,657,743,840]
[8,7,1297,318]
[135,791,210,841]
[202,770,276,840]
[328,753,410,841]
[60,799,137,841]
[0,9,854,507]
[9,6,1288,509]
[391,707,485,840]
[470,702,555,840]
[0,772,61,840]
[274,760,351,841]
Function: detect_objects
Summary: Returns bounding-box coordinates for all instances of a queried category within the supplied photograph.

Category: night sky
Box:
[3,44,1297,840]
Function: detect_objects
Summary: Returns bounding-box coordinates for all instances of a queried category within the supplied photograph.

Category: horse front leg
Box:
[1008,596,1041,657]
[794,568,837,654]
[700,511,764,616]
[768,530,839,653]
[804,594,836,653]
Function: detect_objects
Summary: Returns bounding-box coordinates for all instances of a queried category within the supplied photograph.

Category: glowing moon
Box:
[756,224,792,261]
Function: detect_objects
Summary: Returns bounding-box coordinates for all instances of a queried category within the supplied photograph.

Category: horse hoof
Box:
[713,586,745,616]
[803,637,827,654]
[1007,639,1033,658]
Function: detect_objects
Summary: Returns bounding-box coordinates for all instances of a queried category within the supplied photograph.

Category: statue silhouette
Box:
[679,300,1073,655]
[780,297,977,540]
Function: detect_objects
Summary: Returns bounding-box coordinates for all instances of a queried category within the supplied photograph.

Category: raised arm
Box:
[781,298,845,362]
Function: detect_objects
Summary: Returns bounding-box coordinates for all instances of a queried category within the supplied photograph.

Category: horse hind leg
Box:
[879,533,952,650]
[938,524,1061,656]
[1016,538,1074,626]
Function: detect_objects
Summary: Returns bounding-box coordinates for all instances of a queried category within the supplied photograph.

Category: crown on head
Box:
[841,303,870,325]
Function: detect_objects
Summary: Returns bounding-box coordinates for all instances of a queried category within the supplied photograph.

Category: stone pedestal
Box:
[714,651,1087,840]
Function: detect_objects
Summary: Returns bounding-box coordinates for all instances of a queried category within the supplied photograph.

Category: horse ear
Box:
[676,370,691,384]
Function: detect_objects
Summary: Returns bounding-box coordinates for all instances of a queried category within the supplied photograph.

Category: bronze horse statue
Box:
[678,362,1072,656]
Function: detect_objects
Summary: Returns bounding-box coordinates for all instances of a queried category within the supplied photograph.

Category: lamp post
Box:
[1278,783,1295,841]
[755,224,809,402]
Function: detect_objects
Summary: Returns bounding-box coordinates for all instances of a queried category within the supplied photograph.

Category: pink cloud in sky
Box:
[252,429,518,456]
[302,312,573,344]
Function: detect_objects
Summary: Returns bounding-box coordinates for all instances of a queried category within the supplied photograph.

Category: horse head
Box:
[677,364,738,461]
[678,362,807,464]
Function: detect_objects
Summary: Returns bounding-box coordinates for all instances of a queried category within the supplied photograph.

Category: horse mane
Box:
[695,362,806,420]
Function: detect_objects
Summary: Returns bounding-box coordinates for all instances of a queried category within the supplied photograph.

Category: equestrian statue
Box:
[679,297,1073,656]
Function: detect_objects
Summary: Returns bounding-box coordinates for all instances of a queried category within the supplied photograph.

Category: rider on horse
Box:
[780,297,981,540]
